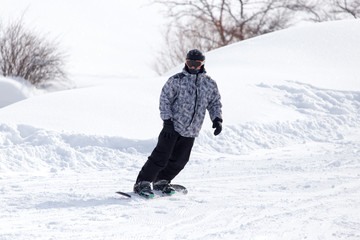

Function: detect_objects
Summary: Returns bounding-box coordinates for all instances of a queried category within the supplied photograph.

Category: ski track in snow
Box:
[1,80,360,239]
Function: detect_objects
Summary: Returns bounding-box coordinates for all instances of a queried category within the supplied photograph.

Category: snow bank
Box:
[0,123,154,173]
[0,77,32,108]
[1,80,358,173]
[197,81,360,154]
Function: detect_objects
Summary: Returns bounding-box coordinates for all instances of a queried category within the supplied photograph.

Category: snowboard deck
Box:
[116,184,188,199]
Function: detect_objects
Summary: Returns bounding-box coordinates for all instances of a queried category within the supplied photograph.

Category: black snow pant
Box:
[135,128,195,183]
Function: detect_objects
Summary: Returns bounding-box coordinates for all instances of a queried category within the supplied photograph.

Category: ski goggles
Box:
[186,59,203,69]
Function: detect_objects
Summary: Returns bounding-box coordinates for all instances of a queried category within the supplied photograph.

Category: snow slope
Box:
[1,20,360,240]
[205,19,360,91]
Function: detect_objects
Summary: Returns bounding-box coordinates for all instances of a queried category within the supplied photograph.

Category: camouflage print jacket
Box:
[160,68,222,138]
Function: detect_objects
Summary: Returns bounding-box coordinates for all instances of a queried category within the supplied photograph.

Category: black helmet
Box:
[186,49,205,61]
[185,49,205,74]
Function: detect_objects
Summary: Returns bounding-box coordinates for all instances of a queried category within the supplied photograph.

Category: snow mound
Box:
[0,77,32,108]
[0,77,164,139]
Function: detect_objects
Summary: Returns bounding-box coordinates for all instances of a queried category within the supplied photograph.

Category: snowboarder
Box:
[134,49,223,198]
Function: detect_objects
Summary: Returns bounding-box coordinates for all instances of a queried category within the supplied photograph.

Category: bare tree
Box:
[0,19,67,86]
[152,0,360,74]
[330,0,360,18]
[306,0,360,21]
[153,0,319,74]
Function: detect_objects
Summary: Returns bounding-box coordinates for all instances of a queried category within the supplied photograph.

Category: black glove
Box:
[162,119,175,139]
[212,117,223,136]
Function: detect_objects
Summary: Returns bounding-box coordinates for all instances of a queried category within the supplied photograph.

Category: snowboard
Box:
[116,184,188,199]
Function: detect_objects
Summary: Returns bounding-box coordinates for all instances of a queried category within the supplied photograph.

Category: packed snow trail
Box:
[1,140,360,239]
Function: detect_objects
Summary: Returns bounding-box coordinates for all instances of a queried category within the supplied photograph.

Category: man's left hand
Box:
[212,118,223,136]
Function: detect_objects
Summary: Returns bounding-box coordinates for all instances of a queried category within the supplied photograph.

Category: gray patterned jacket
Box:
[160,68,222,138]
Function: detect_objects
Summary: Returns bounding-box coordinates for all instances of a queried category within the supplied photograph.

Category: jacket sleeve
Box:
[159,76,178,120]
[207,81,223,122]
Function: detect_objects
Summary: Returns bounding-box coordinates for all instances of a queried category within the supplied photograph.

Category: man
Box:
[134,49,223,198]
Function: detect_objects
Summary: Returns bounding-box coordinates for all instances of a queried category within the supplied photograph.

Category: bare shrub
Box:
[0,19,67,86]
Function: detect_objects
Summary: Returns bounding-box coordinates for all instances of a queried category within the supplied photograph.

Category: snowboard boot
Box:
[153,180,175,195]
[133,181,154,198]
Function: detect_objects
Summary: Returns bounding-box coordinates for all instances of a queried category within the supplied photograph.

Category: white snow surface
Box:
[1,20,360,239]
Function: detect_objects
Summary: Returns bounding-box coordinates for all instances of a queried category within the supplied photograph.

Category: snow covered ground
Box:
[1,19,360,239]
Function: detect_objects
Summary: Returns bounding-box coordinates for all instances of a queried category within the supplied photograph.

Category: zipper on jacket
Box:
[188,74,199,128]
